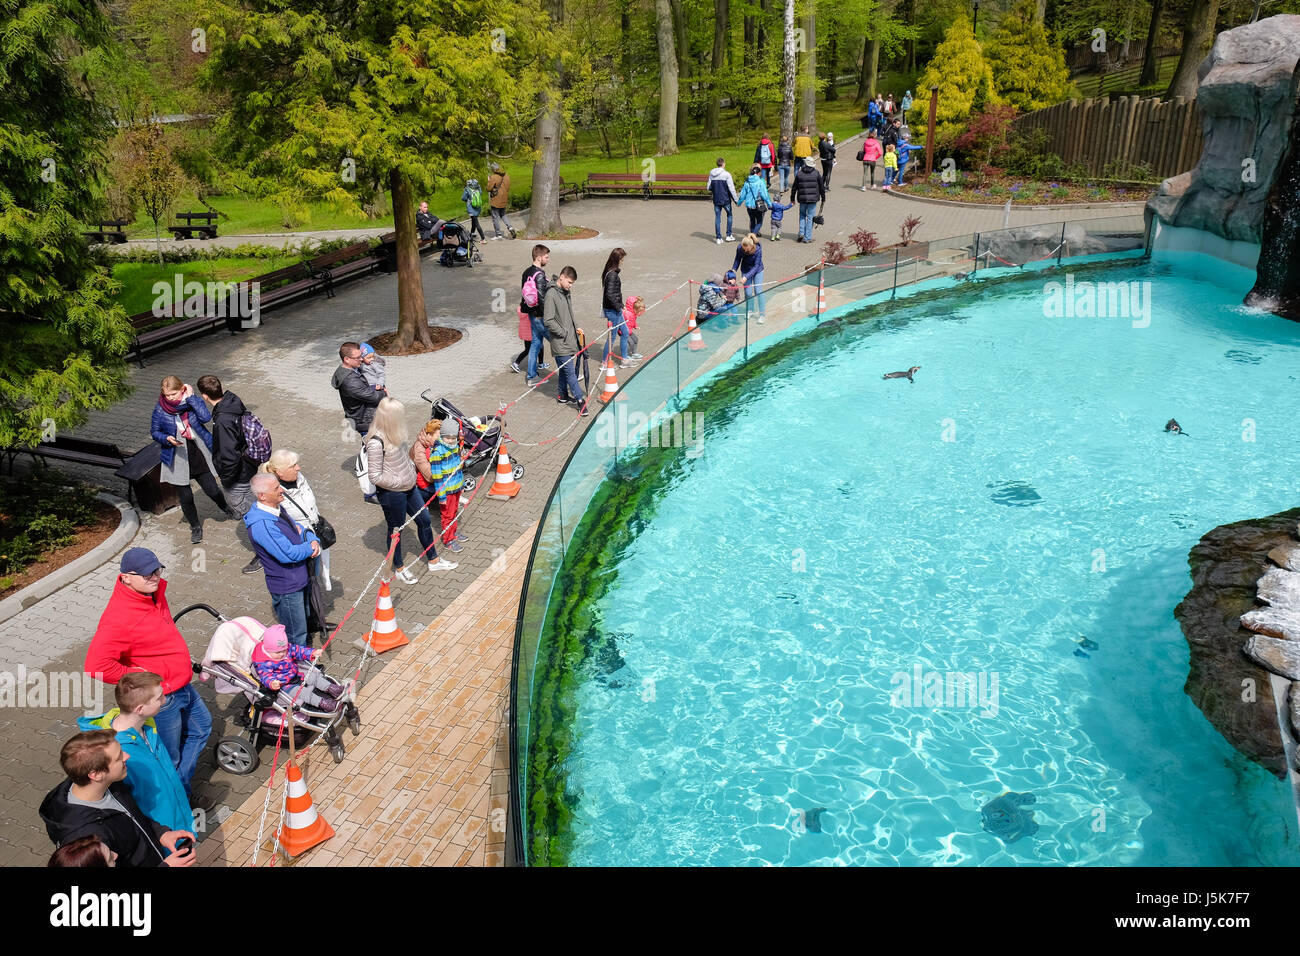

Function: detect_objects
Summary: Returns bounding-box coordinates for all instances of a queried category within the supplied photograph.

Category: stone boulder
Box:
[1268,544,1300,571]
[1241,606,1300,641]
[1146,15,1300,244]
[1244,634,1300,679]
[1175,507,1300,777]
[1255,566,1300,610]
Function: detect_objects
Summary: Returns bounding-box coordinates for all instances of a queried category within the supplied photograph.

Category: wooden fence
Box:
[1011,95,1202,180]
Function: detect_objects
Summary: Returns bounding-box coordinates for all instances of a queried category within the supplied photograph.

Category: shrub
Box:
[899,215,923,245]
[849,229,880,255]
[820,241,849,265]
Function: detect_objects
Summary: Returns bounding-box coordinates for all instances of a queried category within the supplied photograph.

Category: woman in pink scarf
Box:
[151,374,233,543]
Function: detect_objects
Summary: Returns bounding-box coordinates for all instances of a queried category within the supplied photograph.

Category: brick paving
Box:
[0,189,1140,866]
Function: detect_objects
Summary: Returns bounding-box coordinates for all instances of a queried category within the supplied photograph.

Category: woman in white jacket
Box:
[261,449,332,591]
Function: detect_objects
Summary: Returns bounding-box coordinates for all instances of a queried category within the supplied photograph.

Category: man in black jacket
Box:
[792,156,825,243]
[332,341,387,436]
[40,730,196,867]
[416,201,436,241]
[197,374,261,573]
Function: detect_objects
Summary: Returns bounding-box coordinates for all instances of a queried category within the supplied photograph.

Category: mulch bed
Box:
[526,226,599,240]
[368,325,464,357]
[0,499,121,600]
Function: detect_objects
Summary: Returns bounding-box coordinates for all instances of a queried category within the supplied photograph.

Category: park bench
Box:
[2,437,128,476]
[83,219,129,245]
[167,210,219,240]
[559,176,581,201]
[584,171,709,199]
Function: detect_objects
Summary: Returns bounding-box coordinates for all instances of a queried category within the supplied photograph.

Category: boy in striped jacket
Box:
[429,417,467,553]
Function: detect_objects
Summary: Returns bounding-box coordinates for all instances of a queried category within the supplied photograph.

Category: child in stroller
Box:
[251,625,344,712]
[432,218,482,267]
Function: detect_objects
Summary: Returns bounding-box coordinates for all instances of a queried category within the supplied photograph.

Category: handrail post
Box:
[816,259,825,321]
[892,248,900,299]
[973,233,980,276]
[1057,221,1067,266]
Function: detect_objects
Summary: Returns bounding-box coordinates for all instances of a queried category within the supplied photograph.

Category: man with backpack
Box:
[197,375,267,574]
[520,244,552,383]
[486,163,516,240]
[707,157,739,245]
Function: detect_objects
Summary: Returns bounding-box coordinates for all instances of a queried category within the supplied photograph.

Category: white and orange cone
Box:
[817,270,828,315]
[276,761,334,858]
[600,355,622,403]
[487,445,522,499]
[686,311,706,351]
[365,580,410,653]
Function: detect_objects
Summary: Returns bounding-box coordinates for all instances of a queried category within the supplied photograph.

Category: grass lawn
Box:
[110,256,294,316]
[121,195,395,240]
[1071,55,1180,99]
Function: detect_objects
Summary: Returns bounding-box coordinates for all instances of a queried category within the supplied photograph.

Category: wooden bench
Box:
[559,176,581,201]
[584,171,709,199]
[83,219,129,244]
[167,210,219,240]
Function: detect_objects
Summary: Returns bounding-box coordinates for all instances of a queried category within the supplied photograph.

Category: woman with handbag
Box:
[152,375,235,545]
[261,450,338,640]
[737,165,771,236]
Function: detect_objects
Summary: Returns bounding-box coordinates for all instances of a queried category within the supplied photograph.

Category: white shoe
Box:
[428,558,458,572]
[395,568,419,584]
[757,316,766,324]
[725,235,736,242]
[716,238,723,244]
[323,575,332,592]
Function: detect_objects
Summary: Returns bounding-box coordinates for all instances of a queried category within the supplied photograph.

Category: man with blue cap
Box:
[84,548,211,797]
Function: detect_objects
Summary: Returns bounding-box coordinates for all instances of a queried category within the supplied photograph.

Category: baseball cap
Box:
[120,548,163,576]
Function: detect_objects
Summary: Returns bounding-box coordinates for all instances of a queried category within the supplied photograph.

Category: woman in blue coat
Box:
[737,165,773,236]
[151,374,233,543]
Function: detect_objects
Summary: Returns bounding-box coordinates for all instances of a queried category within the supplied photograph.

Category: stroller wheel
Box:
[215,735,259,775]
[329,740,346,764]
[511,463,525,481]
[345,703,362,736]
[463,474,477,492]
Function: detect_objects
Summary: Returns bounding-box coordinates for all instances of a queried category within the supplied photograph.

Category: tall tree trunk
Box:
[904,0,915,73]
[707,0,727,138]
[672,0,688,145]
[799,13,816,129]
[1036,0,1046,22]
[620,2,633,78]
[656,0,679,154]
[781,0,796,142]
[1165,0,1220,101]
[855,36,871,104]
[528,0,565,236]
[756,0,770,126]
[389,168,431,348]
[1139,0,1167,88]
[529,90,564,235]
[825,31,838,101]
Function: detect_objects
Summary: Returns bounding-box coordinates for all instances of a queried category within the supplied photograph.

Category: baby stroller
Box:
[176,604,360,774]
[435,220,482,268]
[420,391,525,492]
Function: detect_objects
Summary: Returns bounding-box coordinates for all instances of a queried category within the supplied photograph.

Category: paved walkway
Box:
[0,189,1142,866]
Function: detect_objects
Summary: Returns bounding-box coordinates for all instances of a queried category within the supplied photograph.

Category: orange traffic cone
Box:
[276,761,334,858]
[365,580,410,653]
[487,445,521,499]
[600,356,622,403]
[686,311,706,351]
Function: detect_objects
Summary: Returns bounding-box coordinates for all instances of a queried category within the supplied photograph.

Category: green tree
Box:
[120,124,190,264]
[199,0,560,349]
[0,0,133,449]
[908,14,996,147]
[986,0,1071,112]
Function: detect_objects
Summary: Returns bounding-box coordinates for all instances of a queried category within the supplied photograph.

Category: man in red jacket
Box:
[84,548,210,796]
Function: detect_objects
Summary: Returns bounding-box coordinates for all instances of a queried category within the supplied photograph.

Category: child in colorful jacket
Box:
[251,625,341,711]
[895,137,922,186]
[622,296,646,359]
[428,417,467,551]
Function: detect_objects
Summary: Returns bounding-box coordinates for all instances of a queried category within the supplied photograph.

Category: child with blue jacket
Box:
[895,137,923,187]
[461,178,487,241]
[78,672,194,834]
[768,197,793,241]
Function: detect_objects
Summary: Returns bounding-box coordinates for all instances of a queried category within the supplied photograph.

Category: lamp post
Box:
[973,1,980,33]
[925,86,938,178]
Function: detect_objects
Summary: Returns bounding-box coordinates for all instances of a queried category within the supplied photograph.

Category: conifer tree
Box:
[986,0,1071,112]
[0,0,133,448]
[907,14,996,147]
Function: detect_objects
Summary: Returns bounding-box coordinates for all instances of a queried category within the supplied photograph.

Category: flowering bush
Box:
[820,240,849,265]
[848,229,880,255]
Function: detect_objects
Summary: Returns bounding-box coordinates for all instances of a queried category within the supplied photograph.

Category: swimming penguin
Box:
[883,366,921,383]
[1165,418,1189,436]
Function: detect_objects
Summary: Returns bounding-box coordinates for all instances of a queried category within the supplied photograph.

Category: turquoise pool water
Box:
[553,254,1300,866]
